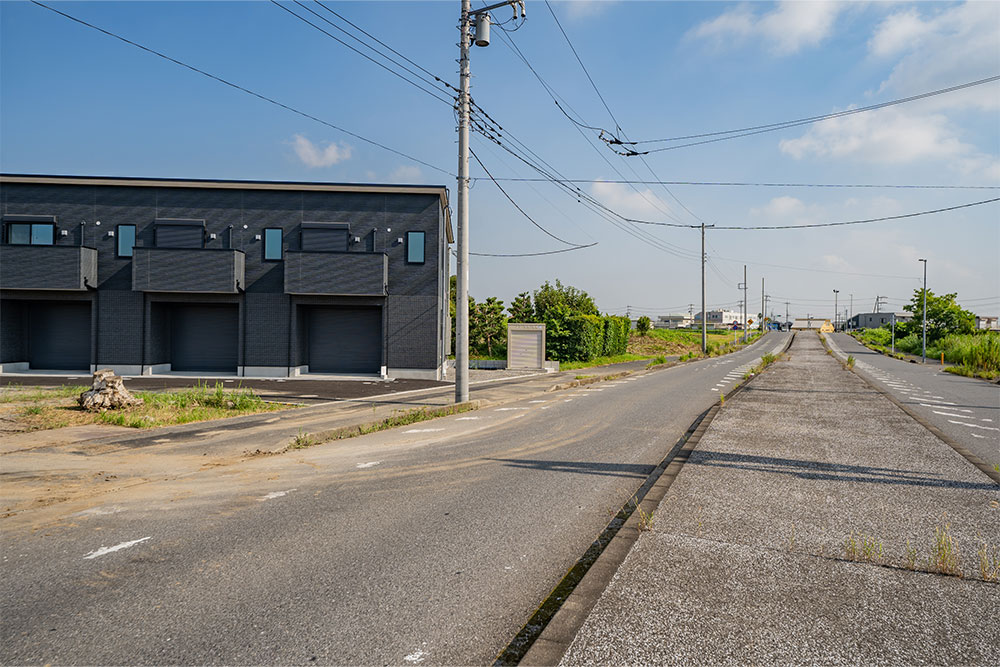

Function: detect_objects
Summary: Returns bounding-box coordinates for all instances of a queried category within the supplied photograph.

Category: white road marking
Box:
[260,489,297,500]
[404,428,445,433]
[947,420,1000,432]
[494,407,528,411]
[971,433,986,439]
[455,417,479,421]
[404,650,428,664]
[983,419,993,423]
[933,411,971,419]
[84,537,151,560]
[74,506,126,517]
[711,388,719,392]
[356,462,381,469]
[541,406,551,410]
[528,400,547,403]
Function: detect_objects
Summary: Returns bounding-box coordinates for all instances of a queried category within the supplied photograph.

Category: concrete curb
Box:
[821,333,1000,486]
[511,334,794,666]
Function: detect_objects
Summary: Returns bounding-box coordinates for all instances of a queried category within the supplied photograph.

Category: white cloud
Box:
[871,2,1000,111]
[590,181,676,219]
[389,165,423,183]
[689,1,845,55]
[563,0,621,20]
[749,196,824,226]
[290,134,351,168]
[778,106,997,179]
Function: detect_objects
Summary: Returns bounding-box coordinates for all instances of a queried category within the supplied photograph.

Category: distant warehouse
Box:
[0,174,452,379]
[847,312,912,329]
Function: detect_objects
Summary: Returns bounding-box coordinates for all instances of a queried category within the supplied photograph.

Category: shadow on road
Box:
[688,450,996,490]
[488,458,655,479]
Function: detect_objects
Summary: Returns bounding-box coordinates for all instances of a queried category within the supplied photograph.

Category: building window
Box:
[406,231,425,264]
[117,225,136,257]
[264,228,283,260]
[6,222,54,245]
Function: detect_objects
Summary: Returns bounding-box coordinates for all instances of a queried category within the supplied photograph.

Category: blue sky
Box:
[2,0,998,320]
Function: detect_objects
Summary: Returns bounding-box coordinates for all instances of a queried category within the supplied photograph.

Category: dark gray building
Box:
[846,312,912,330]
[1,174,452,380]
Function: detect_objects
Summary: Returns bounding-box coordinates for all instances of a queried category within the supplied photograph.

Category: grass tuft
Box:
[929,523,962,577]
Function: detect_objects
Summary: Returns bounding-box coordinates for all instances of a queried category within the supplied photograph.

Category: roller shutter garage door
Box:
[307,306,381,374]
[170,304,238,372]
[28,302,91,370]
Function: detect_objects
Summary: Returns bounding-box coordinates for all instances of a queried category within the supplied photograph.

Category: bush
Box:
[856,327,892,347]
[635,316,651,336]
[603,316,631,356]
[939,332,1000,373]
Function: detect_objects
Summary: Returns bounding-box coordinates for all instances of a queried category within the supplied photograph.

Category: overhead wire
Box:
[610,75,1000,155]
[470,178,1000,190]
[469,147,596,249]
[270,0,455,106]
[29,0,455,177]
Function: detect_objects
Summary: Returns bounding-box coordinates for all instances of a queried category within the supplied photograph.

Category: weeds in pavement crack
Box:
[977,540,1000,582]
[929,523,962,577]
[632,497,654,532]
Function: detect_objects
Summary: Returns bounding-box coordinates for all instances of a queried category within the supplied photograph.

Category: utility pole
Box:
[919,258,928,363]
[849,293,853,331]
[740,266,747,342]
[454,0,525,404]
[758,278,764,333]
[891,312,896,354]
[785,301,789,330]
[700,222,715,352]
[833,289,839,332]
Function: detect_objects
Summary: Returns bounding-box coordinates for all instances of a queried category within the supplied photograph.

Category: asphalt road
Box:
[829,332,1000,468]
[1,333,789,666]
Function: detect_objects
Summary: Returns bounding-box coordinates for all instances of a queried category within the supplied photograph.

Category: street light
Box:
[454,0,526,404]
[918,258,928,363]
[833,289,839,332]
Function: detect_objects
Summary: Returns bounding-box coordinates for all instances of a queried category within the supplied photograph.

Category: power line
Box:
[469,148,595,248]
[312,1,459,95]
[471,178,1000,190]
[270,0,455,106]
[713,198,999,230]
[29,0,454,177]
[612,75,1000,154]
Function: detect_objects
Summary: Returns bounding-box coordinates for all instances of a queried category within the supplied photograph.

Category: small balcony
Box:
[0,245,97,291]
[284,251,388,296]
[132,248,245,293]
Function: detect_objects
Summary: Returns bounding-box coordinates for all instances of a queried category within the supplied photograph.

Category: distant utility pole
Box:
[849,293,853,330]
[454,0,526,404]
[700,222,715,352]
[919,258,928,363]
[760,277,765,333]
[833,289,839,331]
[626,305,631,319]
[785,301,789,328]
[740,266,748,342]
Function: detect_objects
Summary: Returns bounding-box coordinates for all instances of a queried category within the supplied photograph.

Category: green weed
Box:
[929,524,962,577]
[845,531,884,564]
[289,428,317,449]
[846,354,855,369]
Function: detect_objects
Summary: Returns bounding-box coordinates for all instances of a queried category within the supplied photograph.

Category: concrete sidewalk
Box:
[557,332,1000,665]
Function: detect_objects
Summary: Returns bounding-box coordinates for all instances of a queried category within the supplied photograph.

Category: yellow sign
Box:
[748,318,754,325]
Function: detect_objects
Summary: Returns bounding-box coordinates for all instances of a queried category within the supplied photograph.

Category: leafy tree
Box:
[449,275,457,352]
[636,315,652,335]
[477,297,508,357]
[902,289,974,342]
[467,295,482,354]
[533,280,597,321]
[508,292,535,323]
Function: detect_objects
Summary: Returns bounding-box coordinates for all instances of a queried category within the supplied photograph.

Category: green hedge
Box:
[602,316,630,356]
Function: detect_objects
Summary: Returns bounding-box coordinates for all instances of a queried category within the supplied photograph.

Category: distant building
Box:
[847,312,913,329]
[693,309,742,327]
[976,315,999,331]
[655,314,692,329]
[791,318,833,332]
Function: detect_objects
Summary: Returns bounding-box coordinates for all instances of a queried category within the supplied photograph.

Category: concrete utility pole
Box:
[919,258,928,363]
[700,223,715,352]
[741,266,748,342]
[454,0,525,404]
[849,293,853,331]
[760,277,764,333]
[891,312,896,354]
[833,289,839,332]
[785,301,789,329]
